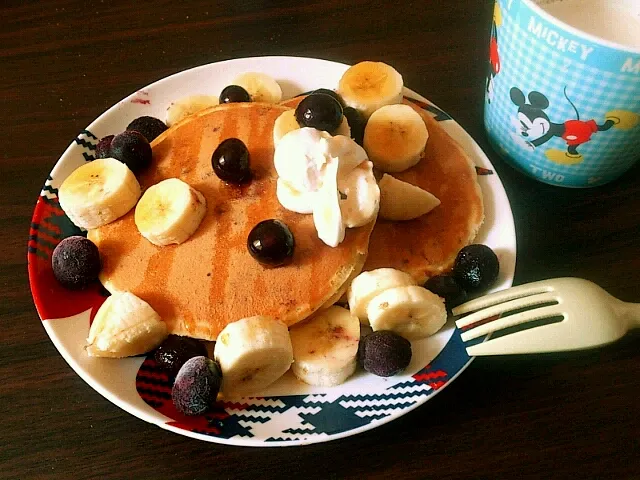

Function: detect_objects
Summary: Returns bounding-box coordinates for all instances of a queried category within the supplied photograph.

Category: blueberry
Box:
[154,334,209,377]
[359,331,411,377]
[295,93,343,133]
[95,135,114,159]
[110,130,152,174]
[453,244,500,292]
[311,88,345,108]
[424,274,468,312]
[211,138,251,184]
[343,107,366,146]
[247,219,295,267]
[171,356,222,416]
[51,236,101,290]
[219,85,251,104]
[126,116,168,143]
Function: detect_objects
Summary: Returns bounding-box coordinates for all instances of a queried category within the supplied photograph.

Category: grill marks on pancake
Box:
[207,111,243,338]
[144,122,203,333]
[237,106,277,315]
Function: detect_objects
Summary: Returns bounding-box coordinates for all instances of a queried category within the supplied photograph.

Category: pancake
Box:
[88,103,375,341]
[282,97,484,283]
[365,102,484,281]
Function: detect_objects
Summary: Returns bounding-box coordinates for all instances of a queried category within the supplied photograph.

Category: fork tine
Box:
[465,320,568,356]
[460,304,562,341]
[455,292,558,329]
[452,280,553,316]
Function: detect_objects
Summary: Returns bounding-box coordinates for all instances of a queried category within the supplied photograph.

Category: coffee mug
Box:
[484,0,640,187]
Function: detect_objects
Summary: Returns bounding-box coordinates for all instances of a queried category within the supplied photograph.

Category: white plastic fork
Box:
[452,277,640,356]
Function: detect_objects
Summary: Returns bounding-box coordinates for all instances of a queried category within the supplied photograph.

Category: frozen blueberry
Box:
[154,335,209,377]
[359,331,412,377]
[424,274,468,312]
[110,130,152,174]
[172,356,222,416]
[95,135,114,159]
[453,244,500,292]
[126,116,168,143]
[51,236,101,290]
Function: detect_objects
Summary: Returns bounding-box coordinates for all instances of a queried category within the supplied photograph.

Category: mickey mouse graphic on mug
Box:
[510,86,639,165]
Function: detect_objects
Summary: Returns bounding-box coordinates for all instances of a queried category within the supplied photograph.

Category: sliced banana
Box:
[312,159,345,247]
[232,72,282,104]
[363,104,429,173]
[367,285,447,340]
[276,178,316,214]
[338,161,380,228]
[337,61,404,119]
[58,158,141,230]
[213,316,293,397]
[289,306,360,387]
[86,292,167,358]
[273,109,300,146]
[166,94,219,126]
[378,174,440,221]
[347,268,417,324]
[134,178,206,246]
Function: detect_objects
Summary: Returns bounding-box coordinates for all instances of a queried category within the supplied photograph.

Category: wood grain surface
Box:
[2,1,639,479]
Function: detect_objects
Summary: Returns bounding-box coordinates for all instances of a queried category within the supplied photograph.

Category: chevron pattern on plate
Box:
[135,330,470,443]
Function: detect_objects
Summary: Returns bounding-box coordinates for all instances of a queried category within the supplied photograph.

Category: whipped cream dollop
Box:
[273,127,380,247]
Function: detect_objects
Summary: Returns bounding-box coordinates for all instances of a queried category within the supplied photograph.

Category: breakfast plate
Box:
[28,56,516,446]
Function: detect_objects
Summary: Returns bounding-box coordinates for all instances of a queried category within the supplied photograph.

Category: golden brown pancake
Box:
[88,103,374,341]
[282,97,484,283]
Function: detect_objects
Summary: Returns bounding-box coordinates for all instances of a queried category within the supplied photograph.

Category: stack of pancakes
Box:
[89,100,483,341]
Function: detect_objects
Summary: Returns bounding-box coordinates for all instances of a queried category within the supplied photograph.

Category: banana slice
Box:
[276,178,316,214]
[378,174,440,221]
[213,316,293,396]
[86,292,167,358]
[273,109,300,146]
[367,285,447,340]
[337,61,404,119]
[134,178,206,246]
[363,104,429,172]
[289,306,360,387]
[58,158,141,230]
[313,159,345,247]
[347,268,417,324]
[338,160,380,228]
[166,94,219,126]
[232,72,282,104]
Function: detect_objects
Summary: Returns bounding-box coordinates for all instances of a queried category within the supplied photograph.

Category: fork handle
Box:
[614,300,640,329]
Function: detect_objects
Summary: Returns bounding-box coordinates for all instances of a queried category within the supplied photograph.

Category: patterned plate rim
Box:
[27,56,517,446]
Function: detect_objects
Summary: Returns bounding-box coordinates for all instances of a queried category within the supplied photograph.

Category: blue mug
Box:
[484,0,640,187]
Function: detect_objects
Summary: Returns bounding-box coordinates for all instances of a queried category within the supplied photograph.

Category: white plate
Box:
[28,56,516,447]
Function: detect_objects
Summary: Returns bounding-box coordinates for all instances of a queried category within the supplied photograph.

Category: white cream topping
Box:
[273,127,379,247]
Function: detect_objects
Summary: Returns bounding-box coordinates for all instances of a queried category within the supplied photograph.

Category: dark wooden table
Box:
[2,1,639,479]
